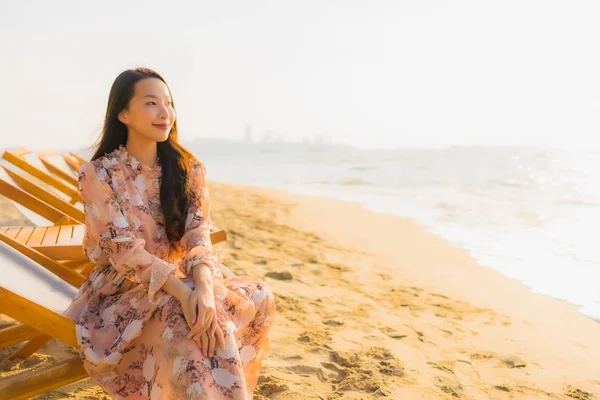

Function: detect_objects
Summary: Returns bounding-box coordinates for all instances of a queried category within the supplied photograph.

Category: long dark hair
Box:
[89,67,197,244]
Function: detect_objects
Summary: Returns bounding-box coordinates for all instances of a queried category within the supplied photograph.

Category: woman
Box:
[64,67,276,399]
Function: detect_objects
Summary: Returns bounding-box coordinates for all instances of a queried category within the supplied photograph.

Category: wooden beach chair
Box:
[0,232,236,399]
[0,240,87,400]
[0,163,85,225]
[0,164,82,227]
[0,223,231,362]
[63,152,87,175]
[2,148,81,205]
[0,163,229,274]
[0,164,92,273]
[1,223,227,264]
[37,151,79,188]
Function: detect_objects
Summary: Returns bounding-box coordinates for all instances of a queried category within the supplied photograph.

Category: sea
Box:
[188,139,600,321]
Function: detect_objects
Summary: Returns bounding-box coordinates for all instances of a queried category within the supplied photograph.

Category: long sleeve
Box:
[179,160,220,278]
[79,162,175,304]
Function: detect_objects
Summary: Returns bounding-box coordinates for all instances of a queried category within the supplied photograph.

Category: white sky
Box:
[1,0,599,150]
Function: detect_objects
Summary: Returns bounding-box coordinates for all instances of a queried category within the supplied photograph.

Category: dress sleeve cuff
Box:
[185,245,220,277]
[146,259,176,305]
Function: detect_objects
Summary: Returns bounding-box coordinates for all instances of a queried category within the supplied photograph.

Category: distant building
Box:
[243,124,253,143]
[261,130,272,143]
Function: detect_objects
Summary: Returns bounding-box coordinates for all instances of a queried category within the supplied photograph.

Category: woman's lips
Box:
[153,123,169,130]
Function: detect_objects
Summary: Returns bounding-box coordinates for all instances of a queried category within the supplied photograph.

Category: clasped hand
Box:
[180,282,225,357]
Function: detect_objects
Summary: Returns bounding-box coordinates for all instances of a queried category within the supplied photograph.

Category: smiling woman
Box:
[63,67,276,399]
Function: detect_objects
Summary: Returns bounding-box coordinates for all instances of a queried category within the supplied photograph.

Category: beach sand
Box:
[1,183,600,399]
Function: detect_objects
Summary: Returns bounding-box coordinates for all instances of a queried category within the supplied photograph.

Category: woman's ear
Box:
[118,110,128,124]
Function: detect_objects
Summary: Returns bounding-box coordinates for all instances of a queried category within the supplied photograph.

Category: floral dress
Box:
[64,145,276,399]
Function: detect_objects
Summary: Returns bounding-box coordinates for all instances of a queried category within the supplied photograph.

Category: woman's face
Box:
[118,78,176,142]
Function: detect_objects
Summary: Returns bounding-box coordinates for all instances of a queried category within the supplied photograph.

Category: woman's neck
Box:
[125,137,158,169]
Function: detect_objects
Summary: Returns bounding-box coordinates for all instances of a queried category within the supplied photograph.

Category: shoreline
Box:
[232,180,600,324]
[1,182,599,399]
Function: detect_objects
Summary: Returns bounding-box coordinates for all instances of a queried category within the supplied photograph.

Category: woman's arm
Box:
[162,274,191,301]
[79,162,176,304]
[179,160,220,283]
[192,263,212,286]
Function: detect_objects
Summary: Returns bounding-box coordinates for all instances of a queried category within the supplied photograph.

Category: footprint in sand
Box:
[265,271,293,280]
[322,319,344,327]
[564,386,594,400]
[296,331,333,353]
[284,365,329,382]
[366,347,404,377]
[322,347,404,397]
[427,361,454,375]
[500,355,527,369]
[379,325,409,340]
[275,294,305,313]
[256,375,290,397]
[320,362,347,383]
[471,351,528,370]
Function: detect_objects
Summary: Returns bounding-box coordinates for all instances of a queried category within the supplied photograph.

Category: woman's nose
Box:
[159,106,170,120]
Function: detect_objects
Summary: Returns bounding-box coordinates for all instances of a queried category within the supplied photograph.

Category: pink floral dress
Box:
[64,145,275,399]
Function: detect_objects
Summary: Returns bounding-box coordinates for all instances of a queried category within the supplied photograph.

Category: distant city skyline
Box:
[1,1,599,151]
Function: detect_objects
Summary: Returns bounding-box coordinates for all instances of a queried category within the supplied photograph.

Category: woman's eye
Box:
[146,101,156,105]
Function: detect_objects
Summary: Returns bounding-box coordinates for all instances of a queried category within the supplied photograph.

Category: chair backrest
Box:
[2,148,80,204]
[0,240,77,314]
[0,163,83,225]
[37,152,79,187]
[0,166,77,226]
[0,232,86,287]
[63,152,87,175]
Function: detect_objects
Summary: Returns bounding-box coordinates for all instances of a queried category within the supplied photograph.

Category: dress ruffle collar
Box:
[114,145,161,174]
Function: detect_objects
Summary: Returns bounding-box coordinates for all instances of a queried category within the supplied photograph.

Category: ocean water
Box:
[191,141,600,320]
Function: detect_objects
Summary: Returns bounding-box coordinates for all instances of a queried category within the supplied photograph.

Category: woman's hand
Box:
[187,283,225,357]
[186,282,216,338]
[195,312,226,357]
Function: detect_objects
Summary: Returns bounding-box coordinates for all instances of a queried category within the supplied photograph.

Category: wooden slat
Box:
[62,154,83,175]
[68,152,87,168]
[211,228,227,244]
[0,288,77,348]
[32,226,86,261]
[57,225,74,246]
[2,166,84,222]
[35,244,85,261]
[59,260,90,270]
[26,226,48,247]
[2,149,80,201]
[14,226,34,243]
[39,156,79,187]
[9,334,51,359]
[0,356,87,400]
[5,148,30,158]
[1,224,227,264]
[4,225,86,261]
[71,224,85,243]
[0,233,86,288]
[2,226,22,240]
[41,226,60,246]
[0,179,76,225]
[80,262,96,276]
[0,324,41,349]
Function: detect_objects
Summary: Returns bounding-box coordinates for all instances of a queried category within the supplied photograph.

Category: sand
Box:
[1,183,599,399]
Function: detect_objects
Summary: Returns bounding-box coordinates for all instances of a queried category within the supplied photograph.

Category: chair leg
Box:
[0,356,88,400]
[9,334,51,360]
[0,324,40,349]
